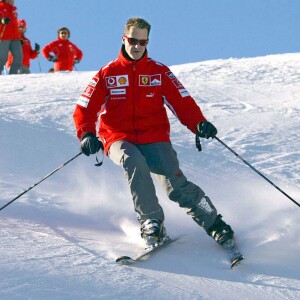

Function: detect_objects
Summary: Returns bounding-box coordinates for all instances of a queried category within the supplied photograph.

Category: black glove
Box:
[80,132,104,156]
[74,58,80,64]
[197,121,218,139]
[48,55,57,62]
[34,43,40,53]
[1,18,10,25]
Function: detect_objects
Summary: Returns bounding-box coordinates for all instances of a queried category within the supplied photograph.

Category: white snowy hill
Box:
[0,53,299,299]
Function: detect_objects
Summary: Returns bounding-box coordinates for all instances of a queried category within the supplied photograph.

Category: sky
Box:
[0,53,299,299]
[16,0,300,74]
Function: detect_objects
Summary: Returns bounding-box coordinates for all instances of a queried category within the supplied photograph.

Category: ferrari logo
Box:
[141,76,149,85]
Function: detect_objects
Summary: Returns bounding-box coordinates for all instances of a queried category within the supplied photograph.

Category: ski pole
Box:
[0,24,6,43]
[37,55,42,72]
[0,152,82,212]
[214,136,300,208]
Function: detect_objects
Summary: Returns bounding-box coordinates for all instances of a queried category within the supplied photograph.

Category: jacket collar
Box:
[57,37,69,42]
[118,45,148,67]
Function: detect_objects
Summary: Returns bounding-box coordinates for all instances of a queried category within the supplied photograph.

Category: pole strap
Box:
[195,132,202,151]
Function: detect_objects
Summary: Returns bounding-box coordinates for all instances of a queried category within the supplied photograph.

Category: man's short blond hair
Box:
[124,17,151,37]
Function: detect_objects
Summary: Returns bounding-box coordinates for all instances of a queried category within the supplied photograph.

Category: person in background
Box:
[6,19,40,74]
[73,17,243,263]
[0,0,22,75]
[42,27,83,72]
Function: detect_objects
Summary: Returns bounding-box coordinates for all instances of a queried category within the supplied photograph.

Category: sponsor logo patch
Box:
[179,88,190,97]
[198,197,214,214]
[110,88,126,95]
[89,77,99,87]
[105,75,129,88]
[140,76,149,85]
[77,96,90,108]
[165,71,176,79]
[82,86,95,98]
[172,79,184,88]
[139,74,161,86]
[110,96,126,100]
[146,93,155,98]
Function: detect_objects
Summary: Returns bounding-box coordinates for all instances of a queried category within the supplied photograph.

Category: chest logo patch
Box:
[105,75,129,88]
[139,74,161,86]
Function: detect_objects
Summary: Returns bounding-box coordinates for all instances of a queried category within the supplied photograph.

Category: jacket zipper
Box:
[132,63,138,143]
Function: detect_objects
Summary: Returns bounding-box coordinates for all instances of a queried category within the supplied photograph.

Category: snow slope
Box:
[0,53,299,300]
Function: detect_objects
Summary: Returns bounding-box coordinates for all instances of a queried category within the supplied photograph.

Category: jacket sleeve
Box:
[42,41,55,60]
[161,66,206,134]
[73,70,107,140]
[72,43,83,61]
[28,41,38,59]
[0,4,20,40]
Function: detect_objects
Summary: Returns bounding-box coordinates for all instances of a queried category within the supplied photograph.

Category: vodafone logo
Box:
[107,77,116,86]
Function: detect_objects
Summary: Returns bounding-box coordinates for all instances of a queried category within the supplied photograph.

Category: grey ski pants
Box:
[0,40,22,75]
[109,141,217,231]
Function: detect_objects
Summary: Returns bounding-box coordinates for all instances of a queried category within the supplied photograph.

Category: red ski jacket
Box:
[7,35,37,68]
[42,38,83,71]
[73,48,206,154]
[0,2,20,40]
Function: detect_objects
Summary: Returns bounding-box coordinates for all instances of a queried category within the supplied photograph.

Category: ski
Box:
[116,236,244,268]
[116,236,178,264]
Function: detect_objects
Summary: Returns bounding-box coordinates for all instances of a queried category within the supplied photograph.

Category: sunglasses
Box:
[123,36,148,46]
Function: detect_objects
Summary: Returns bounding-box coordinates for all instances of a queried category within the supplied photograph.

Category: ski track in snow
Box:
[0,53,299,299]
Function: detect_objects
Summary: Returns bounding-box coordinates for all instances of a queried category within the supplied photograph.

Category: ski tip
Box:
[115,255,132,263]
[230,255,245,268]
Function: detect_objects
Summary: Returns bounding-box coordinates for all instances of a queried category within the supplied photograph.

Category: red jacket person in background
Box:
[42,27,82,72]
[73,17,242,258]
[6,19,40,74]
[0,0,22,75]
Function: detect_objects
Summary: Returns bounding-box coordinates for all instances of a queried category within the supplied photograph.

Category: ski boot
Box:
[207,214,244,268]
[141,219,168,248]
[207,214,235,249]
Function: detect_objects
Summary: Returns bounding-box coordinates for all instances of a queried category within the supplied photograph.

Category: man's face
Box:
[18,25,26,34]
[59,30,69,40]
[6,0,15,6]
[122,26,148,61]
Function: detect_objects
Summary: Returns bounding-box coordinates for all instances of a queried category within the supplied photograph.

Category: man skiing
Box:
[73,17,243,265]
[0,0,22,75]
[6,19,40,74]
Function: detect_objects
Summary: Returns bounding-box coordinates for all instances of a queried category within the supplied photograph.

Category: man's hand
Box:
[1,18,10,25]
[48,55,58,62]
[197,121,218,139]
[80,132,104,156]
[34,43,40,53]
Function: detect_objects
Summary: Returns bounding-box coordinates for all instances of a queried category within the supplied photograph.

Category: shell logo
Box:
[118,77,127,85]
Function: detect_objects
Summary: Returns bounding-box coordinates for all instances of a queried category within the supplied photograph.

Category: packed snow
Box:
[0,53,299,299]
